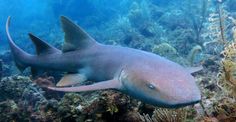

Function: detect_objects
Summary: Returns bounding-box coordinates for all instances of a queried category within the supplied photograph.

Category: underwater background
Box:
[0,0,236,121]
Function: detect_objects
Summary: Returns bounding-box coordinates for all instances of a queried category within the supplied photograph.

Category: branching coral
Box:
[200,0,236,98]
[218,41,236,97]
[138,108,187,122]
[217,15,236,97]
[199,10,236,121]
[203,1,230,49]
[187,45,202,66]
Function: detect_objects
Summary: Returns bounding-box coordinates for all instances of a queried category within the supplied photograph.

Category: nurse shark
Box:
[6,16,201,108]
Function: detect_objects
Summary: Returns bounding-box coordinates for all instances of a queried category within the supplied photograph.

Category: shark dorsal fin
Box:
[60,16,96,52]
[29,33,61,55]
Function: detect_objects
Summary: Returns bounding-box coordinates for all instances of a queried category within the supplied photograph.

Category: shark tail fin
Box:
[28,33,61,55]
[6,16,30,72]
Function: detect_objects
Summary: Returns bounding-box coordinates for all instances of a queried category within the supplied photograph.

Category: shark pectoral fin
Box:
[60,16,97,52]
[186,66,203,74]
[49,79,121,92]
[56,74,87,87]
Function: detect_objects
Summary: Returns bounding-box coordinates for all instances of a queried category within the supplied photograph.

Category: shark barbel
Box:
[6,16,201,108]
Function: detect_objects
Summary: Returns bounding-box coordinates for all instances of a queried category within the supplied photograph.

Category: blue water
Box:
[0,0,175,51]
[0,0,133,49]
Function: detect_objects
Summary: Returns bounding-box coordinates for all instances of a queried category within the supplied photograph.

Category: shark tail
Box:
[6,16,30,72]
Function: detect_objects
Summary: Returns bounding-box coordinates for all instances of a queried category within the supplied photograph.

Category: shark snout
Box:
[157,79,201,108]
[158,92,201,108]
[167,99,201,108]
[145,86,201,108]
[167,85,201,108]
[177,93,201,107]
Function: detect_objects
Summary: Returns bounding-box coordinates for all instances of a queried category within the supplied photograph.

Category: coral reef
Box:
[0,100,24,122]
[0,76,148,121]
[0,75,59,121]
[0,76,32,100]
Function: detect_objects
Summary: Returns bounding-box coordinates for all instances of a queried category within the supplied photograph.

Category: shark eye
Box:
[147,83,156,90]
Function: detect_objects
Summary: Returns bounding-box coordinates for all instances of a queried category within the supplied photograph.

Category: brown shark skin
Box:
[6,16,201,108]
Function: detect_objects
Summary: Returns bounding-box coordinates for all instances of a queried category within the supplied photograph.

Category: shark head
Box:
[120,57,201,108]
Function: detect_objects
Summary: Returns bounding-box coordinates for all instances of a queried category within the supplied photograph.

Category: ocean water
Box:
[0,0,236,122]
